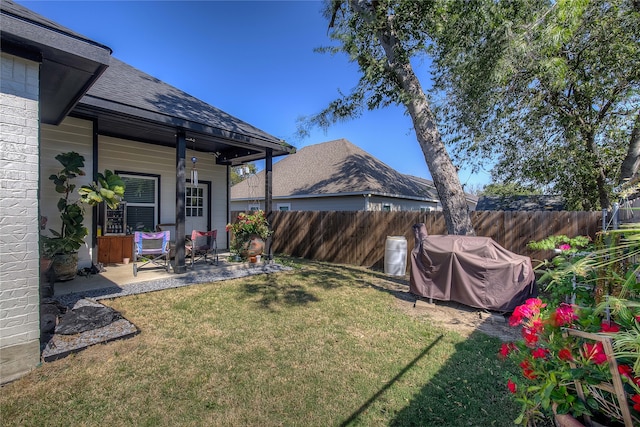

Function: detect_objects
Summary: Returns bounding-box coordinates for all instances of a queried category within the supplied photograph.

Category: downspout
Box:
[174,129,187,274]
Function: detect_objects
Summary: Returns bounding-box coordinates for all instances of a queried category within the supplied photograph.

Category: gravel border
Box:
[55,262,292,307]
[42,263,292,361]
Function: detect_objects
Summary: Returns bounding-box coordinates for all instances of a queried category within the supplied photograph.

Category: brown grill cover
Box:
[409,224,536,312]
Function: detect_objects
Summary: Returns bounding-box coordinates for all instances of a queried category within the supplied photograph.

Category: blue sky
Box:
[17,0,492,189]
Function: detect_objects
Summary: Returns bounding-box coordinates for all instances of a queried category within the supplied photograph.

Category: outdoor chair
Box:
[185,229,218,267]
[133,231,171,276]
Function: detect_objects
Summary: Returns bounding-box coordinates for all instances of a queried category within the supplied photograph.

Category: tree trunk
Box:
[398,65,474,235]
[358,2,474,235]
[619,110,640,184]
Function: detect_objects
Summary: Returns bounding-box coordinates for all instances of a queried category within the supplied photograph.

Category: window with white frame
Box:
[382,204,391,212]
[120,174,158,232]
[277,203,291,211]
[186,186,204,217]
[248,203,261,212]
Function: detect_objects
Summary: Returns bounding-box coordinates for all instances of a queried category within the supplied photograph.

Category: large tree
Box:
[431,0,640,210]
[300,0,474,235]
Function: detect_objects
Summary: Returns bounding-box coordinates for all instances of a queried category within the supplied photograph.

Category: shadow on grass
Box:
[242,273,320,311]
[340,330,520,426]
[339,335,444,427]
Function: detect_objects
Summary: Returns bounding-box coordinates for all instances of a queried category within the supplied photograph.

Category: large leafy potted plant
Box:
[225,210,272,260]
[41,151,125,280]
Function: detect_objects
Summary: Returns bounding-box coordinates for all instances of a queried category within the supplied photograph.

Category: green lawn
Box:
[1,258,520,426]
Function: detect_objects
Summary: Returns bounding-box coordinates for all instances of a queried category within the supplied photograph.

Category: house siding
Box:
[0,53,41,384]
[368,196,438,212]
[40,117,95,267]
[231,195,439,212]
[98,136,230,249]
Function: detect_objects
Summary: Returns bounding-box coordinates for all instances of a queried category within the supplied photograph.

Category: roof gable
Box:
[231,139,438,200]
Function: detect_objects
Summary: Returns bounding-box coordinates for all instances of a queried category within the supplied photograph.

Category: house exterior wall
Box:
[231,195,439,212]
[40,122,232,264]
[0,53,41,384]
[368,196,438,212]
[40,117,95,267]
[97,135,230,249]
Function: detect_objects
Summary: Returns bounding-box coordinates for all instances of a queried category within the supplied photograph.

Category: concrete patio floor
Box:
[52,252,264,296]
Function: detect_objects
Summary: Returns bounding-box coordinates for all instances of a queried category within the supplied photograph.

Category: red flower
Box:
[499,343,515,359]
[522,327,539,347]
[532,348,549,359]
[509,298,546,327]
[600,321,620,333]
[507,379,517,394]
[520,360,537,379]
[619,364,634,379]
[558,348,573,361]
[632,394,640,412]
[583,342,607,365]
[551,304,578,327]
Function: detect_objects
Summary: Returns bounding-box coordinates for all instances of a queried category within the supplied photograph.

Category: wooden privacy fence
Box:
[249,211,603,269]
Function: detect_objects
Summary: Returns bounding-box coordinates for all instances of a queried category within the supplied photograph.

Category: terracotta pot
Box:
[243,236,265,257]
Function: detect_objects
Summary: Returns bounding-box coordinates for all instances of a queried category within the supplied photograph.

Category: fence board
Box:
[234,210,603,269]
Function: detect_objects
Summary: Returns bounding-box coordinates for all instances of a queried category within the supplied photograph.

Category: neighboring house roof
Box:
[404,174,479,207]
[476,195,566,211]
[1,0,111,124]
[231,138,439,202]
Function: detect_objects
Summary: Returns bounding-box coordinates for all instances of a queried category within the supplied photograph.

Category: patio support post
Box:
[174,129,187,273]
[265,148,273,260]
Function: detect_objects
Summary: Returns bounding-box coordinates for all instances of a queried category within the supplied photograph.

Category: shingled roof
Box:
[78,57,286,147]
[476,195,566,211]
[231,139,439,201]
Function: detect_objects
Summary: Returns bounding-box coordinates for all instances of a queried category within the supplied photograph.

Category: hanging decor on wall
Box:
[191,156,198,187]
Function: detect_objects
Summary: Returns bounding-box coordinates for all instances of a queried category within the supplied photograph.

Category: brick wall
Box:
[0,53,41,384]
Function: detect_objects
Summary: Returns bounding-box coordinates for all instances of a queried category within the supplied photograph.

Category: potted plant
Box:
[225,210,273,261]
[41,151,125,280]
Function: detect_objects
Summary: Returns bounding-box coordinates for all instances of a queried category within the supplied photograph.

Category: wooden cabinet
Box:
[97,235,134,264]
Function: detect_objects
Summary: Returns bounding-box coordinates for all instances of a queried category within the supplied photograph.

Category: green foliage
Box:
[298,1,475,235]
[431,0,640,210]
[527,235,591,253]
[225,210,272,257]
[229,163,257,186]
[504,228,640,424]
[502,298,640,425]
[41,152,125,257]
[480,182,542,196]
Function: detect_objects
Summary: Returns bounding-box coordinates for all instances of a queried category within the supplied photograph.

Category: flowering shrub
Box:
[225,210,272,257]
[502,228,640,425]
[501,298,640,425]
